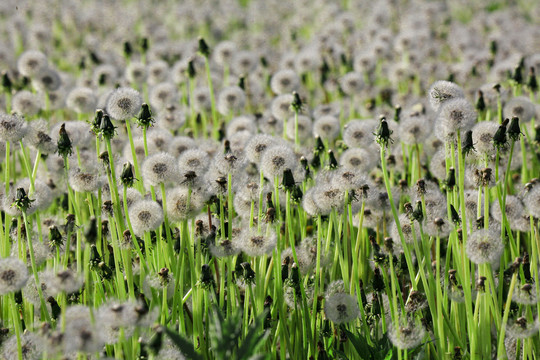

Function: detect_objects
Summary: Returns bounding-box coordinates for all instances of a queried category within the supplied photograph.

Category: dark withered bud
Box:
[158,267,170,285]
[327,150,338,169]
[290,91,303,112]
[314,136,325,153]
[291,185,303,203]
[1,71,12,92]
[481,167,493,186]
[260,56,268,68]
[374,117,393,147]
[120,162,135,187]
[137,103,154,129]
[475,216,484,229]
[84,217,98,244]
[198,37,210,57]
[281,168,295,192]
[100,114,116,140]
[450,204,460,224]
[507,117,521,141]
[289,263,300,288]
[241,262,256,284]
[444,168,456,190]
[398,179,408,191]
[47,296,61,320]
[186,58,196,79]
[536,125,540,144]
[528,67,538,92]
[513,62,523,84]
[99,151,110,166]
[13,188,34,212]
[393,104,401,122]
[200,264,214,288]
[493,118,509,149]
[476,90,486,112]
[281,257,290,283]
[476,276,486,292]
[404,202,413,216]
[56,123,73,158]
[102,219,110,239]
[123,41,133,58]
[383,237,393,254]
[462,130,475,156]
[49,225,63,247]
[311,152,321,169]
[265,192,274,209]
[148,326,163,354]
[490,40,497,55]
[102,200,114,218]
[89,244,101,268]
[91,109,104,134]
[453,346,462,360]
[522,252,532,282]
[238,75,245,91]
[140,37,149,53]
[372,267,385,292]
[265,208,276,224]
[98,261,113,279]
[264,295,273,329]
[300,156,310,178]
[416,179,426,195]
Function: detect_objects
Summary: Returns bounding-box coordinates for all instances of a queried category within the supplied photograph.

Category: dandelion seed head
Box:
[428,80,465,111]
[0,257,29,295]
[149,82,178,111]
[125,61,147,84]
[339,71,364,96]
[260,145,297,180]
[313,115,340,141]
[66,87,97,114]
[129,200,164,236]
[339,147,378,173]
[342,119,378,149]
[142,152,179,186]
[437,98,476,141]
[217,86,246,115]
[388,318,426,349]
[12,90,43,116]
[106,87,143,120]
[1,331,43,360]
[466,227,503,265]
[0,113,28,142]
[507,317,540,339]
[270,69,300,95]
[17,49,48,77]
[166,186,207,222]
[271,94,294,120]
[504,96,535,123]
[324,292,359,324]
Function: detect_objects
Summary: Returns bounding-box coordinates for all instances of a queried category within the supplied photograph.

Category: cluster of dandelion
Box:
[0,0,540,359]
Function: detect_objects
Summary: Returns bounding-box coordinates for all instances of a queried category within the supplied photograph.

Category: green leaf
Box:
[163,326,203,360]
[343,329,374,359]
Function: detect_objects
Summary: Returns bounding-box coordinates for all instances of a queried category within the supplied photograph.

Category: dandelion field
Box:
[1,0,540,359]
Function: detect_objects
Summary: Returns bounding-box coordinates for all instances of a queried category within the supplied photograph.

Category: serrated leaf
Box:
[163,326,203,360]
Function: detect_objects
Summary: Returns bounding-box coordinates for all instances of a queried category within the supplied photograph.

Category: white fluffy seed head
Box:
[166,186,207,222]
[106,87,143,120]
[339,147,378,173]
[324,292,359,324]
[339,71,364,95]
[17,50,48,77]
[436,98,477,142]
[523,185,540,218]
[0,113,28,142]
[217,86,246,115]
[466,227,503,265]
[503,96,536,123]
[238,227,277,256]
[471,121,499,156]
[149,82,178,111]
[129,200,164,236]
[313,115,340,141]
[342,119,378,149]
[428,80,465,111]
[66,87,97,114]
[142,152,179,186]
[270,69,300,95]
[260,144,297,180]
[12,90,42,116]
[388,318,426,349]
[0,257,29,295]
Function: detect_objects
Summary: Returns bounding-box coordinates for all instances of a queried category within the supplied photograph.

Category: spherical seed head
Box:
[339,147,378,173]
[270,69,300,95]
[12,90,42,116]
[342,119,378,149]
[471,121,499,156]
[437,98,477,142]
[106,87,143,120]
[523,185,540,218]
[245,134,278,164]
[217,86,246,115]
[238,228,277,256]
[17,50,48,77]
[512,283,538,305]
[1,331,43,360]
[66,87,97,114]
[178,148,210,174]
[339,71,364,96]
[166,186,207,222]
[149,82,178,111]
[507,317,540,339]
[0,257,29,295]
[503,96,536,123]
[399,114,432,145]
[41,268,83,295]
[388,318,426,349]
[391,214,420,244]
[129,200,164,237]
[260,145,297,180]
[428,80,465,111]
[324,292,359,324]
[142,152,179,187]
[69,167,104,193]
[0,113,28,142]
[271,94,295,120]
[466,227,503,265]
[313,115,340,141]
[286,114,312,142]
